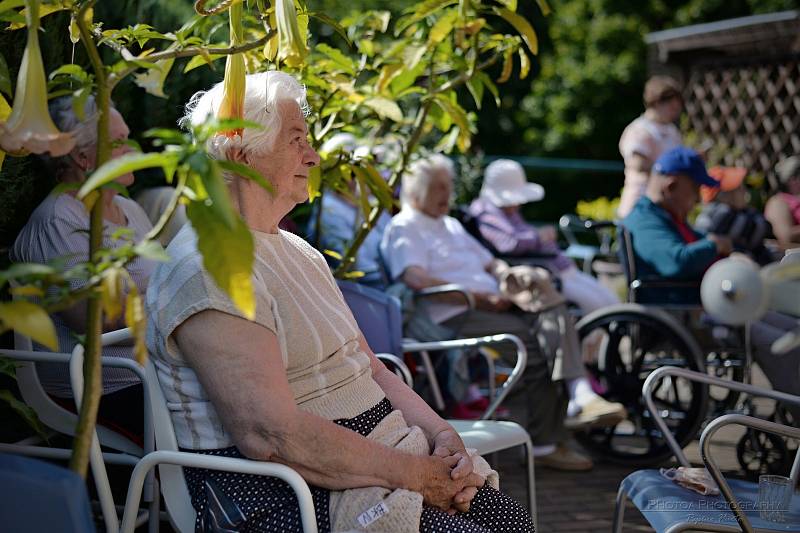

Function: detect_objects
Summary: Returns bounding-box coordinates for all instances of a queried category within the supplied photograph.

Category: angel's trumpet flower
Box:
[0,0,75,156]
[276,0,307,68]
[216,0,246,138]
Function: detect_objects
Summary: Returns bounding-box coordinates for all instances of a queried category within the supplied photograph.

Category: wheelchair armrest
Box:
[401,333,527,420]
[583,219,615,230]
[630,279,701,290]
[642,366,800,468]
[700,414,800,533]
[415,284,475,310]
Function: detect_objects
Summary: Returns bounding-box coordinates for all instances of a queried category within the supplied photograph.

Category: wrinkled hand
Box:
[538,225,557,244]
[708,233,733,256]
[432,429,484,513]
[418,455,485,513]
[474,292,513,313]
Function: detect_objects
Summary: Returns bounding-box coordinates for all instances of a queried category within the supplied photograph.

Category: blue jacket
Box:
[621,197,718,304]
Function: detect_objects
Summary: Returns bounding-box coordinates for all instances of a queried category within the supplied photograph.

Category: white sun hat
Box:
[480,159,545,207]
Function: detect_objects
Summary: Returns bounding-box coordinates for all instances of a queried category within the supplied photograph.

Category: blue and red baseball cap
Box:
[653,146,719,187]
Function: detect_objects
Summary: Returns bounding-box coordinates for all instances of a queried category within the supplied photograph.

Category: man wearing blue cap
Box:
[622,146,733,304]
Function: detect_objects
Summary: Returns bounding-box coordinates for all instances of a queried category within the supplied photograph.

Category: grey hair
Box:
[180,71,310,164]
[401,154,455,207]
[42,95,105,180]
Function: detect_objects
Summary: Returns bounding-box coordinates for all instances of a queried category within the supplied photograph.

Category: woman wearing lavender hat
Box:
[468,158,619,315]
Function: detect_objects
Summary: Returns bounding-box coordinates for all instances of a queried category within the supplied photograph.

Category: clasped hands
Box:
[422,429,485,514]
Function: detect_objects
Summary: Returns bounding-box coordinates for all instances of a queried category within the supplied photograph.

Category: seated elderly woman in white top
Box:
[381,155,628,471]
[145,72,534,533]
[12,95,154,439]
[468,159,619,315]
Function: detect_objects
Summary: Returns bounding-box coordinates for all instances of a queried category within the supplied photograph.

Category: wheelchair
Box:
[572,222,795,477]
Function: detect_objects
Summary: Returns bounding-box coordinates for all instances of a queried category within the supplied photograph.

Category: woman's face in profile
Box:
[248,100,320,208]
[71,108,135,187]
[419,168,453,219]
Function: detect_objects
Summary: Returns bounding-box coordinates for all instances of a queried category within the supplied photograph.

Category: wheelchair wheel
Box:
[575,304,709,466]
[736,428,790,480]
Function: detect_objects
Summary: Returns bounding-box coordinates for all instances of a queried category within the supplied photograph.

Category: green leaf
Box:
[535,0,551,16]
[308,11,353,48]
[396,0,459,35]
[363,97,403,122]
[124,286,147,366]
[0,51,10,98]
[0,0,25,13]
[133,240,170,262]
[433,93,471,152]
[316,43,356,75]
[183,53,223,73]
[428,8,458,46]
[134,58,175,98]
[78,153,173,199]
[0,301,58,351]
[493,7,538,55]
[0,358,17,379]
[466,76,484,110]
[351,166,373,222]
[518,47,530,79]
[307,165,322,201]
[494,0,517,10]
[0,389,49,441]
[187,201,255,320]
[475,71,499,106]
[362,163,395,208]
[216,160,274,194]
[188,153,237,230]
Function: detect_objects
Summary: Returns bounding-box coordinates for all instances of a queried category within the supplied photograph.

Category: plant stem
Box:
[108,32,274,87]
[333,100,431,278]
[331,52,501,278]
[69,0,109,478]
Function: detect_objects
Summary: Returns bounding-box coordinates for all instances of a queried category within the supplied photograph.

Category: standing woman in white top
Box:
[617,76,684,218]
[11,95,155,439]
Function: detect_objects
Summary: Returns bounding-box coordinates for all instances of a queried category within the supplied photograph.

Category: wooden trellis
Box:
[683,55,800,178]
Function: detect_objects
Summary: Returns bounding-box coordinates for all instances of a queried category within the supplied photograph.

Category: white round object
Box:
[701,258,767,325]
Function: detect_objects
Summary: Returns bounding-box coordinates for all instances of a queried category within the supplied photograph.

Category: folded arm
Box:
[173,309,480,509]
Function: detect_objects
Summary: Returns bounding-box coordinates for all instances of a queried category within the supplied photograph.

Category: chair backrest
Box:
[615,223,638,301]
[0,452,96,533]
[143,361,196,533]
[337,280,403,355]
[10,288,142,456]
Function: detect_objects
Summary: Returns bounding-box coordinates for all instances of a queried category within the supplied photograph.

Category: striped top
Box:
[11,192,155,397]
[145,225,385,450]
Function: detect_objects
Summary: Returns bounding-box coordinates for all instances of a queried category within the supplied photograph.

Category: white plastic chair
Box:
[115,359,317,533]
[0,327,144,459]
[376,347,538,528]
[0,328,154,533]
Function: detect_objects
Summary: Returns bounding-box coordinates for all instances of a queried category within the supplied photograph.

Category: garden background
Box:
[1,0,798,245]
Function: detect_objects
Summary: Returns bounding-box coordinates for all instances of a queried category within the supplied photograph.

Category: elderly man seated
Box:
[381,154,628,471]
[621,146,733,304]
[623,146,800,420]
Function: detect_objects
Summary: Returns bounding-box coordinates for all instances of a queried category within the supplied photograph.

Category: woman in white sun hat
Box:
[468,158,619,315]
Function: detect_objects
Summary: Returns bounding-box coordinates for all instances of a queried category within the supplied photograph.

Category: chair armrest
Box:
[699,414,800,533]
[120,450,318,533]
[375,353,414,387]
[415,284,475,310]
[401,334,526,419]
[642,366,800,468]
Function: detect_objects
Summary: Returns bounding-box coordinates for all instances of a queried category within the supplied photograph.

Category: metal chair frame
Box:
[613,366,800,533]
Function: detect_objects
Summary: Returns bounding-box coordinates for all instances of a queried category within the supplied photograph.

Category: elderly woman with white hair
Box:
[11,95,154,438]
[469,158,619,315]
[381,154,627,471]
[145,72,534,532]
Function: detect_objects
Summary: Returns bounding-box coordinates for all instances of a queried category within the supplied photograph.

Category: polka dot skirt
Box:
[183,397,535,532]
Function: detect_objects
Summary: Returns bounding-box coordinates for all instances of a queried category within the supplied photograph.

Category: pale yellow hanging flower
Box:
[0,0,75,156]
[276,0,308,68]
[216,0,246,138]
